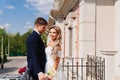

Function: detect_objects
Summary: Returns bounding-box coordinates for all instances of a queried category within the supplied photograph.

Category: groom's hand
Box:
[38,72,45,80]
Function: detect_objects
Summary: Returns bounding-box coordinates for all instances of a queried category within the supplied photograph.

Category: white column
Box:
[97,0,114,56]
[64,24,70,57]
[114,0,120,77]
[79,0,96,58]
[101,51,117,80]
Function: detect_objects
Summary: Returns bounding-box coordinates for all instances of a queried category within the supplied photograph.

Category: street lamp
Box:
[1,36,4,69]
[8,36,10,57]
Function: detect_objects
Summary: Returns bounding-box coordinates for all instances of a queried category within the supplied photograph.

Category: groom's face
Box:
[37,24,46,34]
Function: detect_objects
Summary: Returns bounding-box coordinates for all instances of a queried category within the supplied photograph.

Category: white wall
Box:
[114,0,120,77]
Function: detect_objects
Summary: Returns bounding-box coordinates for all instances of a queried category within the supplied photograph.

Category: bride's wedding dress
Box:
[45,46,66,80]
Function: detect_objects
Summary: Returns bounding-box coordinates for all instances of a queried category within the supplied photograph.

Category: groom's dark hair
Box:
[34,17,48,25]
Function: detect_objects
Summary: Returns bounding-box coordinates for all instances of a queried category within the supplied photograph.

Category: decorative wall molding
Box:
[48,0,79,27]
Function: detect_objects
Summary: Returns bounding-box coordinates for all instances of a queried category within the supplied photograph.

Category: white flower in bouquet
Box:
[45,67,57,78]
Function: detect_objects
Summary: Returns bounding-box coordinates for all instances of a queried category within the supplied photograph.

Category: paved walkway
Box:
[0,56,27,76]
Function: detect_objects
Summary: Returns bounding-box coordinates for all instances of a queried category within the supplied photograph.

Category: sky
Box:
[0,0,53,35]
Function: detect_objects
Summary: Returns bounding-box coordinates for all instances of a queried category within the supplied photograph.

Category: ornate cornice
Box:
[48,0,79,28]
[51,0,79,19]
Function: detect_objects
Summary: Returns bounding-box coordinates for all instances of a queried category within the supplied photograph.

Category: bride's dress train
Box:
[45,47,66,80]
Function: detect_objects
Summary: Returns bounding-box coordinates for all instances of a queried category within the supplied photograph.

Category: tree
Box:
[0,28,47,57]
[0,28,8,63]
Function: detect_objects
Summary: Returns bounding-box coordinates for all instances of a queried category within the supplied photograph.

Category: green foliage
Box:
[0,29,8,63]
[41,32,47,47]
[0,28,47,58]
[9,29,33,56]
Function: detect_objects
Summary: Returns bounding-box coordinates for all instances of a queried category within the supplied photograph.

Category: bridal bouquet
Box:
[45,67,57,80]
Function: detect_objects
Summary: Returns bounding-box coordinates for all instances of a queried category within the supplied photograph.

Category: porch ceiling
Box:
[48,0,79,28]
[51,0,79,19]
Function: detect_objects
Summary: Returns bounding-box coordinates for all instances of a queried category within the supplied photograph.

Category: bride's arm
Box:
[54,45,61,70]
[54,56,60,70]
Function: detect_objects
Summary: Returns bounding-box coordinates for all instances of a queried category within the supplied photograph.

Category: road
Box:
[0,56,27,76]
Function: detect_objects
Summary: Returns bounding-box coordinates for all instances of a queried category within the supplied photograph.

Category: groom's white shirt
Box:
[34,29,41,35]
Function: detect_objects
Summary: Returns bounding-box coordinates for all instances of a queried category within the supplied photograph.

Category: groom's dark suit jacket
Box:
[26,31,46,80]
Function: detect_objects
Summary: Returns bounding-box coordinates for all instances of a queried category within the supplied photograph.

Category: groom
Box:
[26,17,47,80]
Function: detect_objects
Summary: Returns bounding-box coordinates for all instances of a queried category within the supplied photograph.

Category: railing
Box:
[20,68,30,80]
[62,55,105,80]
[0,55,105,80]
[0,68,30,80]
[86,55,105,80]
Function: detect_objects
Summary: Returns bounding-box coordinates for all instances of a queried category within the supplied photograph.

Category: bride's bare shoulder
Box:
[47,41,53,47]
[47,42,51,47]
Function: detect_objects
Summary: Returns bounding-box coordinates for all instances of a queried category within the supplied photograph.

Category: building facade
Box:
[48,0,120,79]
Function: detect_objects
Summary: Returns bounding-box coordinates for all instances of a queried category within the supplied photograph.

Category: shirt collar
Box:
[34,29,41,35]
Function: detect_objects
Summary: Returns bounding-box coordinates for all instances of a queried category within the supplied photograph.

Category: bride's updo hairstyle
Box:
[49,25,62,60]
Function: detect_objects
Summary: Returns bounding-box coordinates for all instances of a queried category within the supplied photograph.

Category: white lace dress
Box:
[45,46,66,80]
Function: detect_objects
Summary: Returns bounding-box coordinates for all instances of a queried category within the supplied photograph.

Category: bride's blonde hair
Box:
[48,25,62,60]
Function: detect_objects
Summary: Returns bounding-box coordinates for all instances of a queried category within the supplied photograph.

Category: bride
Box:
[45,25,66,80]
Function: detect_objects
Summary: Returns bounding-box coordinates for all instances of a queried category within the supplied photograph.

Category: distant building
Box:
[48,0,120,79]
